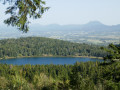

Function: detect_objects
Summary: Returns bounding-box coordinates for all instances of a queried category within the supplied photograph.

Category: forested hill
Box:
[0,37,107,59]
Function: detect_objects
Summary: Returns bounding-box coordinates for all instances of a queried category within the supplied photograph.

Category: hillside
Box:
[0,37,107,59]
[0,61,120,90]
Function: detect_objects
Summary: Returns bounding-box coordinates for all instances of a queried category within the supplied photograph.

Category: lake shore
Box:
[0,55,103,60]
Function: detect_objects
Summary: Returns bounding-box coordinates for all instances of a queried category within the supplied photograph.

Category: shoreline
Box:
[0,55,103,60]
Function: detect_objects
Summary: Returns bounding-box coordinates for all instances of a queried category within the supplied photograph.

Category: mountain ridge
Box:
[0,21,120,45]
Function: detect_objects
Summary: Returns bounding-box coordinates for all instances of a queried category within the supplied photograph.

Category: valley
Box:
[0,21,120,45]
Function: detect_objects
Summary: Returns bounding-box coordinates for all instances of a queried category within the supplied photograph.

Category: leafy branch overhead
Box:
[2,0,49,32]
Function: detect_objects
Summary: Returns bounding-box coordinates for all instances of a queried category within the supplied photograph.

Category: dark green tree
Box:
[1,0,49,32]
[101,43,120,62]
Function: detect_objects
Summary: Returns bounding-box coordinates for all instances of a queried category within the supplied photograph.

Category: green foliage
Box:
[0,37,107,59]
[33,73,54,89]
[2,0,49,32]
[0,63,72,90]
[0,77,8,90]
[8,74,31,90]
[101,43,120,62]
[0,61,120,89]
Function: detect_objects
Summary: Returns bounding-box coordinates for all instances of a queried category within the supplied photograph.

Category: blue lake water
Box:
[0,57,103,65]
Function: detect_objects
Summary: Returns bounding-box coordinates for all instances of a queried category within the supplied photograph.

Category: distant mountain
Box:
[86,21,103,25]
[29,21,120,32]
[0,21,120,45]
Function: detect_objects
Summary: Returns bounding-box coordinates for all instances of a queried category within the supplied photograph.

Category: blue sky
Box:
[0,0,120,25]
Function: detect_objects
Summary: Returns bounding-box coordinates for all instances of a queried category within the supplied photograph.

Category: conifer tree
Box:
[101,43,120,62]
[1,0,49,32]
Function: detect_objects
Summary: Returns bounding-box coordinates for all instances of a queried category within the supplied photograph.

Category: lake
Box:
[0,57,103,65]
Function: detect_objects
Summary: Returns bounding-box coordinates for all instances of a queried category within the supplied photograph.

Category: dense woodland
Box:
[1,0,120,90]
[0,37,120,90]
[0,37,107,59]
[0,62,120,90]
